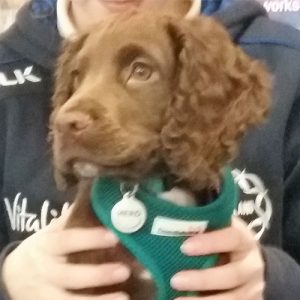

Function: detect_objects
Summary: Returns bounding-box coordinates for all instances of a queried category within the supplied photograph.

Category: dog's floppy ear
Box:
[49,35,87,190]
[52,34,88,110]
[161,16,271,191]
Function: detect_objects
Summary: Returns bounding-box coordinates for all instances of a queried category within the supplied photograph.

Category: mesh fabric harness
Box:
[91,168,237,299]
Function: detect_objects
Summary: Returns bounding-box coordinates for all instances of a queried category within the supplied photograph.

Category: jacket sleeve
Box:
[263,246,300,300]
[0,97,22,298]
[0,104,21,299]
[263,82,300,300]
[283,83,300,264]
[0,97,8,253]
[0,99,10,300]
[0,242,20,300]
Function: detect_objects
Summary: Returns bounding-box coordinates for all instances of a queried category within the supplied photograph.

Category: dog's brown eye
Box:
[130,62,153,81]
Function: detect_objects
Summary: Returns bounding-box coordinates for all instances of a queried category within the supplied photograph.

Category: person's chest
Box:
[1,64,73,241]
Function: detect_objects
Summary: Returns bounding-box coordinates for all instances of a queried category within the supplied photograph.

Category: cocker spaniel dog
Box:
[50,9,270,300]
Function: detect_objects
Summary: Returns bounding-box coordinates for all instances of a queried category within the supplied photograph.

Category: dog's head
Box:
[50,12,270,192]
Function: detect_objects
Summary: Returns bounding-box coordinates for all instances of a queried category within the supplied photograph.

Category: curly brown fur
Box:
[50,11,270,299]
[161,17,270,191]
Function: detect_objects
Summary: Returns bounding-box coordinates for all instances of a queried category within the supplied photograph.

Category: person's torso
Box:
[0,45,72,244]
[1,1,300,254]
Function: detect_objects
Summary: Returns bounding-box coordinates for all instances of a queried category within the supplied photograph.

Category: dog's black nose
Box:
[54,111,93,135]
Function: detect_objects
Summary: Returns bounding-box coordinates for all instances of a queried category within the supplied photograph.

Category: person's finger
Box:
[46,205,74,231]
[171,257,259,291]
[61,290,130,300]
[40,228,119,255]
[39,286,129,300]
[174,280,264,300]
[181,218,255,256]
[49,263,131,290]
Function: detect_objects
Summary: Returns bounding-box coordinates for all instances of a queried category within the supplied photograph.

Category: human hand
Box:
[171,217,265,300]
[2,208,130,300]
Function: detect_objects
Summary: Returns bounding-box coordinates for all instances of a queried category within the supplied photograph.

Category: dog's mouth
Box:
[72,161,101,179]
[60,150,163,184]
[53,137,164,187]
[71,159,137,179]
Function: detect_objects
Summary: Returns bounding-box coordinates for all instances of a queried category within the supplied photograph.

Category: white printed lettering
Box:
[0,66,41,87]
[4,193,70,233]
[263,0,300,12]
[232,169,273,240]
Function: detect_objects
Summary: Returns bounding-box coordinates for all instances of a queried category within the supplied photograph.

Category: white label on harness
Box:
[151,217,208,237]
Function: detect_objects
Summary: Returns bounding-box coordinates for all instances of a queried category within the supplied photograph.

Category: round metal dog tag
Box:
[111,193,147,234]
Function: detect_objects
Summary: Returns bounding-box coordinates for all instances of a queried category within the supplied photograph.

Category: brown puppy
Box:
[50,11,270,299]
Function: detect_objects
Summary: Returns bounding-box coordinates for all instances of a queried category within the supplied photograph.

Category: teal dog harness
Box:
[91,168,237,299]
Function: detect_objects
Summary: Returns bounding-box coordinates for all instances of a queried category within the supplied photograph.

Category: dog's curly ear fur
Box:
[51,35,88,113]
[49,35,87,190]
[161,16,271,191]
